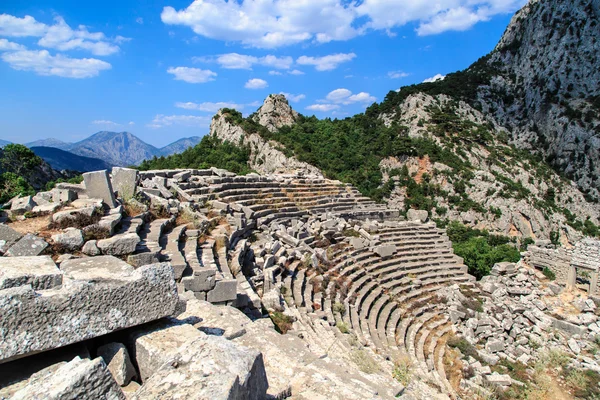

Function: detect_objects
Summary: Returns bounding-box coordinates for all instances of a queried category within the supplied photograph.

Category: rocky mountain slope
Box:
[211,95,321,176]
[30,146,111,172]
[156,136,202,157]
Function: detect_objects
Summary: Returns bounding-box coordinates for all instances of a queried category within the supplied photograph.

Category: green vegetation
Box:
[542,267,556,281]
[0,144,44,204]
[45,175,83,191]
[442,221,520,279]
[138,135,253,175]
[269,312,294,334]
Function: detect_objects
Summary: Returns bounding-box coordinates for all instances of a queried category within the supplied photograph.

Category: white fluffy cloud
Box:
[0,38,25,51]
[161,0,526,48]
[289,69,304,75]
[279,92,305,103]
[0,14,46,37]
[92,120,122,127]
[167,67,217,83]
[296,53,356,71]
[244,78,268,89]
[148,114,211,129]
[196,53,293,70]
[1,49,111,78]
[306,104,340,112]
[423,73,446,83]
[388,71,410,79]
[325,88,376,104]
[0,14,124,56]
[175,101,244,112]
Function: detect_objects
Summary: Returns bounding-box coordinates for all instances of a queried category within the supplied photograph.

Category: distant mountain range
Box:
[30,146,112,172]
[0,132,203,172]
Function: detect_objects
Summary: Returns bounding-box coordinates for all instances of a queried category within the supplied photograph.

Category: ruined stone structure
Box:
[2,166,600,399]
[526,239,600,295]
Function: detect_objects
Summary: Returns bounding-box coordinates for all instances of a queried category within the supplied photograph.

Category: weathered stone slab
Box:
[130,322,203,382]
[207,279,238,303]
[112,167,138,200]
[0,224,22,254]
[5,234,48,257]
[82,240,101,256]
[0,260,178,364]
[0,255,62,290]
[97,342,137,387]
[97,233,140,256]
[52,206,96,223]
[131,334,268,400]
[83,170,118,208]
[181,268,216,292]
[51,188,77,204]
[51,228,84,251]
[10,196,35,214]
[11,357,125,400]
[176,299,250,340]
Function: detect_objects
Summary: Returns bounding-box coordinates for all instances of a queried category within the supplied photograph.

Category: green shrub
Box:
[0,172,35,204]
[542,267,556,281]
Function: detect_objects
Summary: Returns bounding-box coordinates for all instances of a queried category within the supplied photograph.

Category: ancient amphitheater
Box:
[1,167,600,399]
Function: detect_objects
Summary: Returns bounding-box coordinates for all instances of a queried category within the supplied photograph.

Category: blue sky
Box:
[0,0,526,147]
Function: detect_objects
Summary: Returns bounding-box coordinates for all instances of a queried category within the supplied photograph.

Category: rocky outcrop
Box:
[210,106,321,176]
[380,93,600,241]
[252,94,299,132]
[478,0,599,198]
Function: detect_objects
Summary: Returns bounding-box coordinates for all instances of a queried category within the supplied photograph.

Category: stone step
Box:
[161,224,188,281]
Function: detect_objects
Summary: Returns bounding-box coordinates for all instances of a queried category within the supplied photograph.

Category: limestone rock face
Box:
[210,108,321,176]
[252,94,299,132]
[483,0,600,198]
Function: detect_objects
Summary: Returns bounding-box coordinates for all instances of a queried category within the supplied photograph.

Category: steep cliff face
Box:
[479,0,600,198]
[252,94,299,133]
[210,106,321,176]
[380,93,599,243]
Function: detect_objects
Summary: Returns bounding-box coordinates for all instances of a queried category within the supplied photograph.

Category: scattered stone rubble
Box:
[1,166,599,399]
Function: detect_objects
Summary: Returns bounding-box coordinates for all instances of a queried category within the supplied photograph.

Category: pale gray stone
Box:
[374,244,396,258]
[131,334,268,400]
[52,206,96,224]
[11,357,125,400]
[176,299,250,340]
[82,240,101,256]
[52,188,77,203]
[0,224,22,254]
[97,233,140,256]
[0,260,178,363]
[129,322,203,382]
[112,167,138,200]
[97,342,137,387]
[5,234,48,257]
[0,255,62,290]
[485,373,512,386]
[51,228,84,251]
[406,209,428,223]
[206,279,238,303]
[10,196,34,214]
[83,170,118,208]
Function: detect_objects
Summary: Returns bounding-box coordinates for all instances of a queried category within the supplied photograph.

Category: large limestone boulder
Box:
[132,334,268,400]
[407,209,428,223]
[176,299,251,340]
[0,255,62,290]
[97,233,140,256]
[0,259,178,363]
